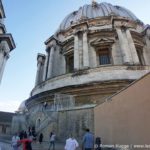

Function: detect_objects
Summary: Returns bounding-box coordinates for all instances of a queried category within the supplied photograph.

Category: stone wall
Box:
[27,106,94,142]
[94,73,150,146]
[11,114,27,134]
[57,107,94,141]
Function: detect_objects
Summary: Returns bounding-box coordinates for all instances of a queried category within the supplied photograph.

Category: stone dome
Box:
[58,2,139,31]
[18,100,27,112]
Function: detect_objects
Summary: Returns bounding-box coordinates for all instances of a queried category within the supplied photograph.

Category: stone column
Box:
[43,51,49,81]
[0,50,4,73]
[35,55,43,85]
[0,41,10,83]
[0,53,9,83]
[74,33,80,70]
[47,46,55,78]
[126,29,140,65]
[144,29,150,65]
[83,31,89,68]
[116,28,131,64]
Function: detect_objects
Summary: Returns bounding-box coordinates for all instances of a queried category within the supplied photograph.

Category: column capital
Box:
[46,45,56,53]
[37,53,45,59]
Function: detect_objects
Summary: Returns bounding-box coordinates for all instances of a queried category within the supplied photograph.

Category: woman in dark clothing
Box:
[39,133,43,144]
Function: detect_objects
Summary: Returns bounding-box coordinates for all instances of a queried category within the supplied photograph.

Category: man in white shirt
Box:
[65,134,79,150]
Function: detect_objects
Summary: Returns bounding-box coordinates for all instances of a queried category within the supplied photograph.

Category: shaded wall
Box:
[40,107,94,142]
[94,73,150,145]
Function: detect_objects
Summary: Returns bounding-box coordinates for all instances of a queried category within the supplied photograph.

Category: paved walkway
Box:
[0,140,116,150]
[0,141,80,150]
[0,142,11,150]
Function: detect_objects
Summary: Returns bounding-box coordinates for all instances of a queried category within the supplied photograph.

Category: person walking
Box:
[39,133,43,144]
[48,132,56,150]
[19,136,32,150]
[82,129,94,150]
[12,133,20,150]
[64,134,79,150]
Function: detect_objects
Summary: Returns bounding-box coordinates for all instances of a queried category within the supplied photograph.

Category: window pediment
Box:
[91,37,114,47]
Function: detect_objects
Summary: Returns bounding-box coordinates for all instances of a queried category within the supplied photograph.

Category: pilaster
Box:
[0,50,4,73]
[74,33,80,70]
[35,55,43,85]
[126,29,140,65]
[0,52,9,83]
[43,51,49,81]
[47,46,55,78]
[144,29,150,65]
[0,41,10,83]
[116,28,131,64]
[83,31,89,68]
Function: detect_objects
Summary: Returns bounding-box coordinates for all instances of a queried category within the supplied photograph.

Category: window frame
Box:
[96,47,113,66]
[65,53,74,73]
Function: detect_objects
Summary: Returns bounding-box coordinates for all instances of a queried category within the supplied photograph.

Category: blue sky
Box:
[0,0,150,112]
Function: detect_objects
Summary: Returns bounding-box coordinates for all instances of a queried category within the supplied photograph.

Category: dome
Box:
[18,100,27,112]
[59,2,139,31]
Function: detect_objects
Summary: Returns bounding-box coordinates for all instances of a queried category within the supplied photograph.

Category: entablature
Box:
[0,33,15,51]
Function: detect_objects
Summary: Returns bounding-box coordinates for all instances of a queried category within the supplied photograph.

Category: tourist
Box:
[43,101,48,109]
[12,133,20,150]
[19,136,32,150]
[64,134,79,150]
[95,137,101,150]
[38,133,43,144]
[82,129,94,150]
[19,130,24,140]
[48,132,56,150]
[24,131,27,138]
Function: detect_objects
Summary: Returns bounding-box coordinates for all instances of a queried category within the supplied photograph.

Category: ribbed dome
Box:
[59,2,139,31]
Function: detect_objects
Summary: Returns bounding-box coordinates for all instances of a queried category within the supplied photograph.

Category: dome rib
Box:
[102,3,111,16]
[99,4,105,16]
[101,3,108,16]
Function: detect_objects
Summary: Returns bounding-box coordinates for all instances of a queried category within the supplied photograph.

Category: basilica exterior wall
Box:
[22,105,94,142]
[94,73,150,145]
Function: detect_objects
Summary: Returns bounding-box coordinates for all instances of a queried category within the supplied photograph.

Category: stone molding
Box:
[31,65,150,96]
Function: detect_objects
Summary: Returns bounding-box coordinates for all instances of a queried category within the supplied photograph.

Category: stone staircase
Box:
[36,108,58,135]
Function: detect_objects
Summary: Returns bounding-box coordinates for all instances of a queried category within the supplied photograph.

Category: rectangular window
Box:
[2,125,6,134]
[98,48,111,65]
[66,55,74,73]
